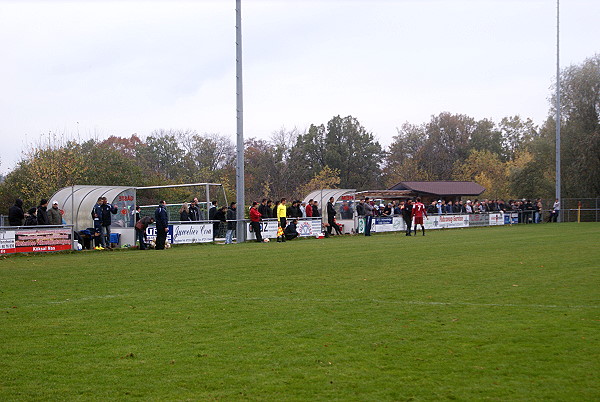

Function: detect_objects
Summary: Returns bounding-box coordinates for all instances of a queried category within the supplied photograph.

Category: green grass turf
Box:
[1,223,598,401]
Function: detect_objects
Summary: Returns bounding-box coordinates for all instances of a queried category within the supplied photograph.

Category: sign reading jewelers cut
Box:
[171,223,213,244]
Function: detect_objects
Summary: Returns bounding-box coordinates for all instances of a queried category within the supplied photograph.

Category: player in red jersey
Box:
[411,197,428,236]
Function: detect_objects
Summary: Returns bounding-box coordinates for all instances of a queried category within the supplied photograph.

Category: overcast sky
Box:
[1,0,598,174]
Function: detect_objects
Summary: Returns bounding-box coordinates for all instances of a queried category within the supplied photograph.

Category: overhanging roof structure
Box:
[388,181,485,196]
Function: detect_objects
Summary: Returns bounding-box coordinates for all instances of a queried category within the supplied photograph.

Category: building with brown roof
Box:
[386,181,485,203]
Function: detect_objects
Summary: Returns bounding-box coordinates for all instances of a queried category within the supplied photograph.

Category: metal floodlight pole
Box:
[235,0,246,242]
[555,0,561,222]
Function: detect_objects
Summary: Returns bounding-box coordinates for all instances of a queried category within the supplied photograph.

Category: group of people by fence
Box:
[7,198,63,227]
[352,197,561,224]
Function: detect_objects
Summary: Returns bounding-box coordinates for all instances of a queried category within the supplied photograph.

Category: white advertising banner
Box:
[373,216,394,232]
[436,214,470,229]
[146,225,173,244]
[296,218,323,237]
[0,230,16,254]
[423,216,439,230]
[488,213,505,226]
[392,216,406,232]
[247,220,279,240]
[171,223,213,244]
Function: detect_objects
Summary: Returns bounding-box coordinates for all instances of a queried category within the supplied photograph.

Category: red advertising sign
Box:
[15,228,72,253]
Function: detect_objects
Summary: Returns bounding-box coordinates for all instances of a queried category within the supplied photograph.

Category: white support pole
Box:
[555,0,561,222]
[235,0,246,242]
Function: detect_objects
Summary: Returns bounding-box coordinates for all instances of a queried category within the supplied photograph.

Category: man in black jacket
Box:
[188,199,200,221]
[100,197,118,248]
[401,200,413,236]
[37,199,49,226]
[284,219,299,240]
[8,199,25,226]
[326,197,341,237]
[154,200,169,250]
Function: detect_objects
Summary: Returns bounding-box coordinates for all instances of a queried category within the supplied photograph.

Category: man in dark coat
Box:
[8,199,25,226]
[154,200,169,250]
[401,200,413,236]
[326,197,337,237]
[284,219,299,241]
[37,199,49,225]
[213,206,227,239]
[100,197,118,248]
[188,199,200,221]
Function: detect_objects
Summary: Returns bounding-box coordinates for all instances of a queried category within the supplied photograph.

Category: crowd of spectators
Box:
[351,198,556,224]
[7,198,63,227]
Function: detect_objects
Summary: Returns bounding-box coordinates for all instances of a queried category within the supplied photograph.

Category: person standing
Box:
[249,201,263,243]
[225,202,237,244]
[132,205,141,226]
[326,197,339,237]
[265,200,274,218]
[258,199,269,218]
[208,200,218,221]
[535,199,543,223]
[24,208,38,226]
[91,197,105,249]
[154,200,169,250]
[277,198,287,242]
[36,199,49,226]
[8,199,25,226]
[305,199,313,218]
[412,197,427,236]
[401,200,413,236]
[213,206,227,239]
[100,197,118,248]
[48,201,62,225]
[550,198,560,222]
[311,200,320,218]
[363,197,374,236]
[179,202,191,221]
[188,199,200,221]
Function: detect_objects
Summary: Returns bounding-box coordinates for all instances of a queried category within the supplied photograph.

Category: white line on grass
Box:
[207,295,600,310]
[8,294,597,310]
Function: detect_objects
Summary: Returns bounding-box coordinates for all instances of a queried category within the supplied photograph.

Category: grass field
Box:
[1,223,599,401]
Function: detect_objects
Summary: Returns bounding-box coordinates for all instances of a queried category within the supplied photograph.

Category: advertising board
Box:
[488,213,505,226]
[468,213,489,227]
[171,223,213,244]
[504,212,519,224]
[247,218,323,240]
[373,216,394,232]
[246,219,279,240]
[14,228,72,252]
[296,218,323,237]
[435,214,470,229]
[145,225,173,244]
[0,230,16,254]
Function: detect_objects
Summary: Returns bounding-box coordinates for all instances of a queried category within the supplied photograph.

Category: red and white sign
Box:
[15,228,72,253]
[0,230,16,254]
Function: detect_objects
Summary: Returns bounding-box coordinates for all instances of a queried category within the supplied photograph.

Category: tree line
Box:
[1,55,598,213]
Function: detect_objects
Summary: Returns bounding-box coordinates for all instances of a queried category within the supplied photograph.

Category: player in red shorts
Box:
[411,197,428,236]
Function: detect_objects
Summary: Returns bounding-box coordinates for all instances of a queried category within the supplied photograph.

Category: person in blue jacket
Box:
[154,200,169,250]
